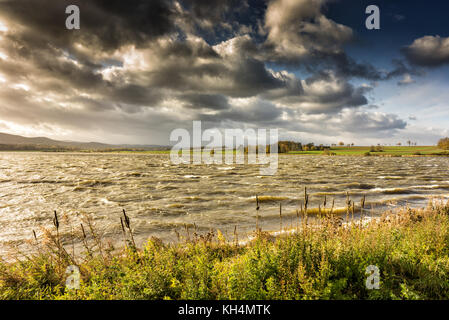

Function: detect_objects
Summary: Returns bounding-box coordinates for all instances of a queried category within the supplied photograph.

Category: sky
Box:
[0,0,448,146]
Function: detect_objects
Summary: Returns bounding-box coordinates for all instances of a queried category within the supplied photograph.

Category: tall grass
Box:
[1,198,449,300]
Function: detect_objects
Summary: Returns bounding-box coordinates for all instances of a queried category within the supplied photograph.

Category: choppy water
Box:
[1,152,449,252]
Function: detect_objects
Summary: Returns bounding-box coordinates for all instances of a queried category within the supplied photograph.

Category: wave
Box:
[371,187,411,195]
[100,198,115,205]
[126,172,143,177]
[377,176,404,180]
[339,182,375,190]
[77,179,114,187]
[254,195,290,203]
[167,203,185,208]
[372,184,449,195]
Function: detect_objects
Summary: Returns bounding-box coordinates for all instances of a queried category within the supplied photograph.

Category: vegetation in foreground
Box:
[1,201,449,300]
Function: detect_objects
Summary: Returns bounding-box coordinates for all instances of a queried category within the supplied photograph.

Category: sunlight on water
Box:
[0,153,449,252]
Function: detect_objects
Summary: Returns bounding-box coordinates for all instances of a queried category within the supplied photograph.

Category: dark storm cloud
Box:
[178,0,250,35]
[109,84,163,108]
[0,0,176,51]
[0,0,412,143]
[329,53,384,80]
[402,35,449,67]
[289,50,420,82]
[180,94,230,110]
[199,99,283,124]
[336,110,407,133]
[285,71,371,114]
[224,58,285,97]
[0,33,163,108]
[256,0,414,82]
[152,53,284,98]
[385,59,424,80]
[180,0,246,22]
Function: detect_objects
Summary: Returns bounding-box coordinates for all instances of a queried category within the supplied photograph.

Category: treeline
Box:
[278,141,302,153]
[0,144,168,153]
[243,141,328,153]
[279,141,330,152]
[438,138,449,150]
[0,144,75,152]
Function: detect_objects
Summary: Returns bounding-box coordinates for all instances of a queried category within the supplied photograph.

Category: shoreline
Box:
[1,200,449,300]
[2,148,448,157]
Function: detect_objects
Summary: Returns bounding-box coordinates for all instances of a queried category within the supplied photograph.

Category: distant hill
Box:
[0,132,169,151]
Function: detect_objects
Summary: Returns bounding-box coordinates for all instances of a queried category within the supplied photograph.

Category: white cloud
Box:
[398,74,415,86]
[403,35,449,67]
[0,20,8,32]
[264,0,352,61]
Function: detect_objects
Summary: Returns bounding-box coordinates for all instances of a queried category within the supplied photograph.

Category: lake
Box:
[1,152,449,252]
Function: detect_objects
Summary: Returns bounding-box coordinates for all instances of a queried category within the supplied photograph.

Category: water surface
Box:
[1,153,448,251]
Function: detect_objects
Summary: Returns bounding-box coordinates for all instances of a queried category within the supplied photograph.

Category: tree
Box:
[438,138,449,150]
[338,141,344,146]
[276,141,303,153]
[397,142,402,146]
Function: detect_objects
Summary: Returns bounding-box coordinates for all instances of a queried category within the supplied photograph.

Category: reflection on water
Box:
[0,152,449,250]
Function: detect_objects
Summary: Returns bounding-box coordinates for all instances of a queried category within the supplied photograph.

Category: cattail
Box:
[346,192,351,223]
[304,187,309,209]
[123,209,130,229]
[53,210,59,230]
[52,210,62,250]
[304,187,309,226]
[122,209,136,248]
[360,195,366,227]
[352,201,355,222]
[81,223,86,239]
[120,217,127,248]
[279,203,282,232]
[185,224,190,242]
[256,195,260,233]
[296,208,300,231]
[234,225,238,246]
[80,223,92,257]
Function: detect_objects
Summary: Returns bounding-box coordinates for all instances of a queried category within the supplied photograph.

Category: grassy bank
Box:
[106,146,449,156]
[289,146,449,156]
[3,146,447,156]
[1,201,449,300]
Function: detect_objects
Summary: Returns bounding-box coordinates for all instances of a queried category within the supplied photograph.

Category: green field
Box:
[289,146,449,156]
[109,146,448,156]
